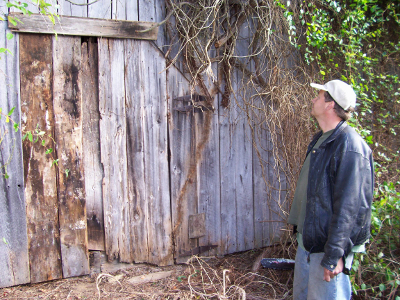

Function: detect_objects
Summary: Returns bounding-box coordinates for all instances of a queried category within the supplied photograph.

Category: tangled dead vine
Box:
[165,0,317,220]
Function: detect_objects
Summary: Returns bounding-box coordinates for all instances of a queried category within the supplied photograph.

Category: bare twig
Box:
[65,0,100,6]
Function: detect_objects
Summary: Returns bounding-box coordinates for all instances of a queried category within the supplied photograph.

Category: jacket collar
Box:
[307,120,347,155]
[321,120,347,146]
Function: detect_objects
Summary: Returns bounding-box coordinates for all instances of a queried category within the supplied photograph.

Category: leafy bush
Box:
[351,181,400,299]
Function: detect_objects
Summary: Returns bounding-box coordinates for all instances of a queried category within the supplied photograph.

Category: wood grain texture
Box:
[141,42,173,266]
[195,66,221,257]
[266,134,288,244]
[88,0,112,19]
[0,22,30,289]
[81,38,105,251]
[20,33,62,283]
[124,39,149,263]
[253,124,272,248]
[98,38,129,262]
[53,35,89,278]
[138,0,166,50]
[219,68,254,254]
[219,85,238,254]
[58,0,88,18]
[234,24,254,252]
[8,13,158,40]
[113,0,139,21]
[167,66,198,263]
[98,39,173,266]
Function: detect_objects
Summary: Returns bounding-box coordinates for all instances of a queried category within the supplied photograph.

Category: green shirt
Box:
[287,129,333,233]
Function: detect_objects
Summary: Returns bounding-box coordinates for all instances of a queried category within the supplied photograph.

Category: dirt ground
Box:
[0,246,295,300]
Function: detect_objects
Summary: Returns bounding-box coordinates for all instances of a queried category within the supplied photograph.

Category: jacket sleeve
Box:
[321,149,372,271]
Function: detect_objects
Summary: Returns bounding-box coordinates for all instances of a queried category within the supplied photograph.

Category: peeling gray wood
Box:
[0,22,30,289]
[114,0,139,21]
[8,13,158,40]
[124,39,149,263]
[58,0,88,18]
[189,214,205,239]
[82,38,105,251]
[88,0,112,19]
[234,23,254,252]
[53,35,90,278]
[20,33,63,283]
[141,42,173,266]
[98,39,173,266]
[138,0,166,50]
[219,88,238,254]
[219,67,254,254]
[167,66,198,263]
[253,124,272,248]
[98,38,129,262]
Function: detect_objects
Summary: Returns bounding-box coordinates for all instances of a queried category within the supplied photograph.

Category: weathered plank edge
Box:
[8,13,158,40]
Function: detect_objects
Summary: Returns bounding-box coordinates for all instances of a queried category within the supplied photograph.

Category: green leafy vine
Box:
[276,0,400,298]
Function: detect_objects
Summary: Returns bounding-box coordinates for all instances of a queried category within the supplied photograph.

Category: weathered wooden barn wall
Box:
[0,20,30,288]
[0,0,288,288]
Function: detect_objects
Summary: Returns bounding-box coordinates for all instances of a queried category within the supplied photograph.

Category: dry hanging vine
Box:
[165,0,316,227]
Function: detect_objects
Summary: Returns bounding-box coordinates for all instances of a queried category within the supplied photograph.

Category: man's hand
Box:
[323,257,344,282]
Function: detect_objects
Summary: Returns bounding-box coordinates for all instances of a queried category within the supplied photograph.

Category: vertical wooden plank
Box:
[248,16,274,248]
[196,75,221,256]
[58,0,88,17]
[138,0,166,50]
[114,0,139,21]
[124,39,148,262]
[141,42,173,266]
[253,118,288,247]
[219,91,237,254]
[220,61,254,253]
[20,33,62,283]
[234,22,254,252]
[98,38,130,262]
[253,124,272,248]
[234,77,254,252]
[81,38,105,251]
[125,0,139,21]
[167,66,198,263]
[88,0,111,19]
[0,22,30,289]
[53,35,89,278]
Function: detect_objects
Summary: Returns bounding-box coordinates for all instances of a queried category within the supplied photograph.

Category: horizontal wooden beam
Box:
[8,13,158,40]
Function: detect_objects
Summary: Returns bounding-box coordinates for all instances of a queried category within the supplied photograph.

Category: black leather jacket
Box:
[302,121,374,272]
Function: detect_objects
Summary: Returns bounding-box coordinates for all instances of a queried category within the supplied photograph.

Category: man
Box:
[288,80,374,300]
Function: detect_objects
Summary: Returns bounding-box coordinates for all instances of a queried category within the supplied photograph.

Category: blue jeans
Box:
[293,247,353,300]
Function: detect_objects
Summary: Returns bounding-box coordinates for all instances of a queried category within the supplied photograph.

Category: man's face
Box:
[311,90,328,118]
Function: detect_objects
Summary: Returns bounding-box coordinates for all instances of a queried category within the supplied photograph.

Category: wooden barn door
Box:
[96,38,173,266]
[19,33,175,284]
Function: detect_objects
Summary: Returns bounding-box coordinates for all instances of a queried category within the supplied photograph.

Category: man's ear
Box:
[326,101,335,111]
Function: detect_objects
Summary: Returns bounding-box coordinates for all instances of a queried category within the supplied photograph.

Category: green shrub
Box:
[351,181,400,299]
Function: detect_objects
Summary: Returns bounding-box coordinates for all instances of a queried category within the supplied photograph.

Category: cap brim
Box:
[310,83,328,91]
